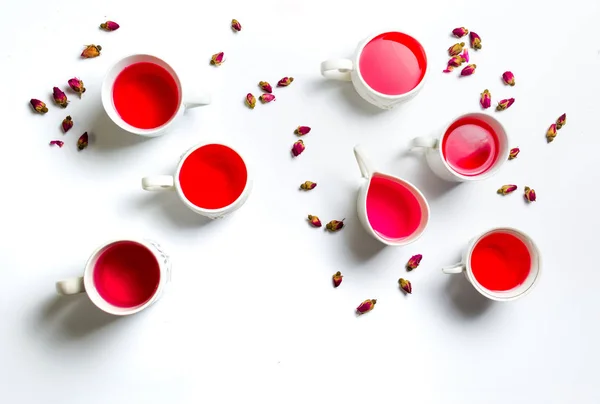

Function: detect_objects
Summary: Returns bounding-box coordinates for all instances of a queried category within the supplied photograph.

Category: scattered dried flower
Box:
[556,113,567,130]
[277,77,294,87]
[308,214,322,227]
[509,147,520,160]
[291,139,305,157]
[502,71,515,86]
[399,278,412,294]
[356,299,376,314]
[245,93,256,109]
[469,32,482,50]
[448,55,466,68]
[524,186,536,202]
[452,27,469,38]
[332,271,343,288]
[461,64,477,76]
[497,184,518,195]
[546,123,557,142]
[448,42,465,56]
[496,98,515,111]
[77,132,88,151]
[300,181,317,190]
[68,78,86,97]
[295,126,311,136]
[81,44,102,58]
[210,52,225,66]
[52,87,68,108]
[49,140,64,148]
[326,219,345,232]
[443,67,454,73]
[231,19,242,32]
[461,49,469,63]
[480,89,491,109]
[62,116,73,133]
[30,99,48,114]
[259,93,276,103]
[406,254,422,271]
[99,21,120,31]
[258,81,272,93]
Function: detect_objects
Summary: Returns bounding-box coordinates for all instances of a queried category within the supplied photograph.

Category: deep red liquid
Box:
[179,144,248,209]
[442,117,500,176]
[358,32,427,95]
[471,232,532,291]
[94,241,160,308]
[112,62,180,129]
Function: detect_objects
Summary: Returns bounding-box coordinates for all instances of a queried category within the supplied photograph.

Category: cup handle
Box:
[320,59,353,81]
[442,263,465,274]
[353,144,375,179]
[142,175,175,191]
[184,92,211,109]
[411,137,438,151]
[56,277,85,295]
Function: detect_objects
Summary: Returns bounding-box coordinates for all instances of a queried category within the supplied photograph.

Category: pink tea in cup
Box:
[358,32,427,95]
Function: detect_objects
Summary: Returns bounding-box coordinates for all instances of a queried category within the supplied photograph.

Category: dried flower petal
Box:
[300,181,317,190]
[406,254,422,271]
[68,77,86,97]
[399,278,412,294]
[480,89,491,109]
[332,271,343,288]
[259,93,276,103]
[524,186,536,202]
[245,93,256,109]
[509,147,520,160]
[452,27,469,38]
[496,98,515,111]
[52,87,68,108]
[62,115,73,133]
[308,214,322,227]
[292,139,305,157]
[210,52,225,66]
[326,219,345,232]
[30,99,48,114]
[448,55,466,68]
[356,299,376,314]
[231,19,242,32]
[295,126,311,136]
[258,81,272,93]
[461,64,477,76]
[99,21,120,31]
[502,71,515,86]
[448,42,465,56]
[461,48,470,63]
[277,77,294,87]
[469,31,482,50]
[546,123,557,142]
[497,184,518,195]
[442,67,454,73]
[77,132,88,151]
[556,113,567,130]
[81,44,101,58]
[49,140,64,148]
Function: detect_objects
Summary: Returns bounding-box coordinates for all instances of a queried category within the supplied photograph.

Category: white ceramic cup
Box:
[55,238,171,316]
[442,227,541,301]
[141,142,252,219]
[353,145,430,246]
[101,54,211,137]
[411,112,509,182]
[320,31,429,109]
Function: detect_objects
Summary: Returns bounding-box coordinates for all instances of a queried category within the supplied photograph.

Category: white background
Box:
[1,0,599,402]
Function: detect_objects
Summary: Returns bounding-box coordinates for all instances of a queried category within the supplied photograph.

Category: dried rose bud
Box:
[448,55,466,68]
[452,27,469,38]
[497,184,518,195]
[480,89,491,109]
[556,113,567,130]
[81,44,101,58]
[461,64,477,76]
[356,299,376,314]
[524,186,536,202]
[308,214,322,227]
[496,98,515,111]
[210,52,225,66]
[546,123,557,142]
[291,139,305,157]
[258,81,272,93]
[30,99,48,114]
[62,115,73,133]
[77,132,89,151]
[52,87,68,108]
[469,31,482,50]
[277,77,294,87]
[448,42,465,56]
[502,71,516,86]
[326,219,345,232]
[399,278,412,294]
[295,126,311,136]
[406,254,422,271]
[231,19,242,32]
[99,21,120,31]
[245,93,256,109]
[461,49,470,63]
[300,181,317,190]
[68,77,86,97]
[509,147,520,160]
[442,67,454,73]
[259,93,276,103]
[332,271,343,288]
[49,140,64,148]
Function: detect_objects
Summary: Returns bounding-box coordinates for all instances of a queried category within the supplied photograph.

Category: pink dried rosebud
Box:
[231,19,242,32]
[502,71,515,86]
[291,139,305,157]
[461,64,477,76]
[406,254,422,271]
[480,89,491,109]
[99,21,120,31]
[556,113,567,130]
[509,147,520,160]
[68,78,86,97]
[258,81,272,93]
[461,49,470,63]
[62,115,73,133]
[399,278,412,294]
[210,52,225,66]
[30,99,48,114]
[300,181,317,190]
[442,67,454,73]
[332,271,343,288]
[496,98,515,111]
[497,184,518,195]
[259,93,276,103]
[245,93,256,109]
[308,214,322,228]
[448,42,465,56]
[52,87,68,108]
[277,77,294,87]
[49,140,64,148]
[448,55,466,68]
[81,44,101,58]
[295,126,311,136]
[452,27,469,38]
[77,132,88,151]
[524,186,536,202]
[356,299,376,314]
[469,31,482,50]
[326,219,345,232]
[546,123,557,142]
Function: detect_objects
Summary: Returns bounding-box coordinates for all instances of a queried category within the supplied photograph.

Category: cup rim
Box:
[353,30,429,100]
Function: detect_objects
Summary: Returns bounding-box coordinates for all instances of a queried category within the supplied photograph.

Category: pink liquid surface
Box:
[366,175,423,240]
[442,116,500,176]
[358,32,427,95]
